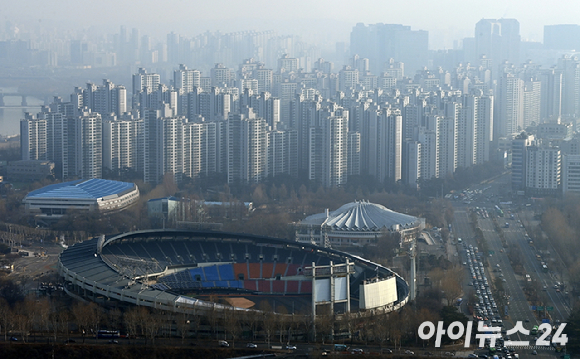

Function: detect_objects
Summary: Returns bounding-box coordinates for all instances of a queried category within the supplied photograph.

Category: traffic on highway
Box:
[452,174,569,358]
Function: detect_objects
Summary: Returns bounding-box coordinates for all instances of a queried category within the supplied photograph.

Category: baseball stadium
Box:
[58,229,409,316]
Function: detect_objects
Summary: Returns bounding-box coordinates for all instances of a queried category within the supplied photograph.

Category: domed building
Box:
[23,178,139,223]
[295,200,424,247]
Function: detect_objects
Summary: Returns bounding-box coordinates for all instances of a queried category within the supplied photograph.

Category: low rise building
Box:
[23,178,139,220]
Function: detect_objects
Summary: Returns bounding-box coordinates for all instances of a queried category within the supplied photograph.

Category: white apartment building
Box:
[523,80,541,128]
[404,141,421,188]
[562,154,580,194]
[132,68,160,95]
[525,145,561,196]
[437,115,457,178]
[475,93,493,164]
[20,116,47,161]
[254,67,273,93]
[496,73,524,138]
[227,111,268,184]
[76,113,103,179]
[102,117,141,173]
[174,64,201,93]
[419,127,438,180]
[320,115,348,187]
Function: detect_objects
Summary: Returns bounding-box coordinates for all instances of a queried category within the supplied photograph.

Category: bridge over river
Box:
[0,91,49,108]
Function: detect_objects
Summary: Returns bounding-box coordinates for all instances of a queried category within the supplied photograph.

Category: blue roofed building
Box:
[23,178,139,219]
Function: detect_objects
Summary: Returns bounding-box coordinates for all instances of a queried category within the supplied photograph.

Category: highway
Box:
[451,174,566,357]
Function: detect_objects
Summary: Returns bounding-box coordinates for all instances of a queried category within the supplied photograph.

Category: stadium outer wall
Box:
[58,229,409,315]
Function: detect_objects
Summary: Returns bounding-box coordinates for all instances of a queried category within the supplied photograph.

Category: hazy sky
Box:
[5,0,580,47]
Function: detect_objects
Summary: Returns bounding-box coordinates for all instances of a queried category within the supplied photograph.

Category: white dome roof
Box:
[300,201,419,232]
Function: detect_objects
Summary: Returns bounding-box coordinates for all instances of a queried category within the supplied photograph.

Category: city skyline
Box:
[7,10,580,196]
[4,0,580,48]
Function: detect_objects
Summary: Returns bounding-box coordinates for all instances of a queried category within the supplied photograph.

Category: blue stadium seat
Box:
[217,264,235,281]
[189,268,205,281]
[203,265,220,281]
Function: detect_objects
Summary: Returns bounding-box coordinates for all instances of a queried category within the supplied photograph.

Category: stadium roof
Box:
[25,178,136,200]
[299,200,419,231]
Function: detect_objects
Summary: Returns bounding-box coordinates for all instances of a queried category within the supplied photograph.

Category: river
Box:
[0,87,44,137]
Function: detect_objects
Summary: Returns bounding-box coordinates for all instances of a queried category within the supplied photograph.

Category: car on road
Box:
[246,343,257,348]
[404,349,415,355]
[219,340,229,347]
[286,345,297,350]
[351,348,364,354]
[10,336,18,341]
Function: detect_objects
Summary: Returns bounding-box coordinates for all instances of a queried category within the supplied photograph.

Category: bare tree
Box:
[190,311,201,339]
[49,302,60,343]
[261,308,276,348]
[224,307,242,348]
[87,302,103,335]
[13,301,31,342]
[176,312,190,344]
[298,311,313,343]
[142,309,162,344]
[123,306,141,342]
[131,306,148,338]
[206,303,220,339]
[440,266,464,305]
[276,306,288,344]
[373,310,390,348]
[33,297,51,341]
[162,310,174,339]
[71,301,94,342]
[0,297,12,341]
[58,308,70,342]
[107,308,122,330]
[243,310,259,341]
[314,305,334,344]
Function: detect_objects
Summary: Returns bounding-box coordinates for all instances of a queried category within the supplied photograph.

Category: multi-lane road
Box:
[451,174,569,357]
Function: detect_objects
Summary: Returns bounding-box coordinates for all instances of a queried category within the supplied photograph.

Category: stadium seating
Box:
[243,280,257,291]
[105,237,344,296]
[248,263,261,279]
[232,263,248,280]
[261,262,274,278]
[218,264,235,281]
[203,265,220,281]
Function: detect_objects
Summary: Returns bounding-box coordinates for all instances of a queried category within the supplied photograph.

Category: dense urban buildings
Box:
[12,18,580,197]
